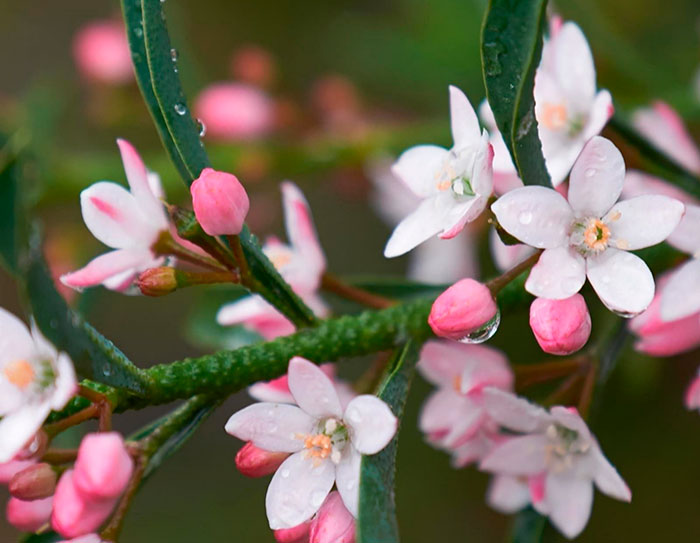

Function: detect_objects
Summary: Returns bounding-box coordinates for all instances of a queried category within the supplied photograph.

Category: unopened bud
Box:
[235,442,289,478]
[529,294,591,355]
[73,433,134,501]
[137,267,179,297]
[51,470,116,538]
[274,521,311,543]
[191,168,250,236]
[9,463,57,501]
[429,279,498,341]
[309,491,355,543]
[6,496,53,532]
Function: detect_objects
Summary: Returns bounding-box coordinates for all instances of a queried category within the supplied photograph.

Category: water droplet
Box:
[611,308,637,319]
[518,211,533,225]
[346,408,362,424]
[281,469,290,478]
[196,118,207,137]
[174,103,187,115]
[170,48,178,62]
[103,365,112,377]
[585,168,596,178]
[134,26,143,38]
[458,310,501,345]
[311,491,326,507]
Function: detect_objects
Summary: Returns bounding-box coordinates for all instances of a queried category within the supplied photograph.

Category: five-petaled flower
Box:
[383,86,494,258]
[225,357,397,529]
[0,308,77,463]
[492,136,684,316]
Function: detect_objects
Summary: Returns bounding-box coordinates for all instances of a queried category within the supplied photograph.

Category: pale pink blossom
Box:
[61,140,169,293]
[191,168,250,236]
[383,86,493,257]
[73,20,132,85]
[194,83,274,141]
[225,357,397,529]
[6,496,53,532]
[529,294,592,355]
[492,136,684,316]
[217,182,328,338]
[0,309,77,463]
[489,228,535,273]
[428,279,498,341]
[486,474,532,514]
[481,389,630,539]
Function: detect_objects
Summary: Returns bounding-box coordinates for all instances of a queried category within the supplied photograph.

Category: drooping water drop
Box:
[174,103,187,115]
[196,118,207,137]
[458,310,501,345]
[170,48,178,62]
[518,211,533,225]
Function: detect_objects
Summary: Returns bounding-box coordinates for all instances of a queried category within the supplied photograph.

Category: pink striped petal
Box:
[60,248,153,290]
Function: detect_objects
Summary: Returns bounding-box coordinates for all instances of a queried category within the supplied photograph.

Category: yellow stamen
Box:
[583,218,610,252]
[269,251,292,270]
[4,359,35,389]
[435,180,451,191]
[540,103,568,130]
[452,375,462,393]
[304,434,332,459]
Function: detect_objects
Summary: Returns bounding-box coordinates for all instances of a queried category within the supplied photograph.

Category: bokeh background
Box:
[1,0,700,540]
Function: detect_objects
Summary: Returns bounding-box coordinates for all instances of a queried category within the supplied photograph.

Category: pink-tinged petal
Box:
[442,407,487,449]
[288,357,343,419]
[391,145,449,198]
[480,435,549,476]
[526,247,585,299]
[634,314,700,357]
[50,353,78,411]
[419,389,469,437]
[470,131,495,198]
[0,404,52,463]
[344,395,397,455]
[116,139,167,227]
[660,259,700,321]
[80,182,157,249]
[589,443,631,502]
[309,490,356,543]
[553,23,596,110]
[274,522,312,543]
[545,473,594,539]
[622,170,697,206]
[60,248,154,290]
[605,195,685,250]
[217,295,295,340]
[0,459,36,484]
[383,197,451,257]
[73,433,134,501]
[236,442,289,478]
[7,496,53,532]
[451,430,496,467]
[0,308,35,368]
[482,388,550,433]
[225,403,314,453]
[437,195,484,240]
[449,86,481,149]
[418,340,478,387]
[249,376,295,404]
[265,452,335,529]
[487,475,531,514]
[568,137,625,218]
[633,101,700,175]
[581,90,614,141]
[586,249,654,316]
[667,204,700,255]
[530,295,592,356]
[335,447,361,518]
[491,186,573,248]
[686,373,700,410]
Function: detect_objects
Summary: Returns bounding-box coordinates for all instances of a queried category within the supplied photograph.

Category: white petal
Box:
[491,186,573,248]
[660,259,700,321]
[0,404,51,463]
[568,136,625,218]
[0,308,35,368]
[248,381,295,404]
[586,249,654,316]
[525,247,586,299]
[487,475,531,514]
[224,403,314,453]
[417,340,477,387]
[60,248,154,290]
[590,443,631,502]
[549,407,591,443]
[581,90,613,141]
[667,204,700,255]
[449,86,481,149]
[480,435,549,476]
[469,131,495,198]
[265,452,336,529]
[344,395,397,455]
[554,23,596,111]
[391,145,449,198]
[482,388,551,432]
[335,446,361,518]
[605,195,685,250]
[419,389,469,437]
[288,357,343,419]
[383,196,452,257]
[545,473,594,539]
[49,353,78,411]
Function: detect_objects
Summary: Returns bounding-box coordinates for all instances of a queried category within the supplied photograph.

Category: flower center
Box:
[540,102,568,130]
[302,417,348,464]
[3,359,36,389]
[434,152,476,197]
[544,423,591,473]
[570,217,611,256]
[304,434,333,459]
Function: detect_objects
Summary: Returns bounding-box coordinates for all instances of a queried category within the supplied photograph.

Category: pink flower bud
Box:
[0,459,36,484]
[194,83,273,141]
[235,442,289,478]
[137,267,179,297]
[309,491,355,543]
[52,470,117,538]
[9,463,57,501]
[6,496,53,532]
[72,433,134,501]
[686,373,700,411]
[191,168,250,236]
[274,522,311,543]
[73,20,133,85]
[429,279,498,341]
[529,295,591,355]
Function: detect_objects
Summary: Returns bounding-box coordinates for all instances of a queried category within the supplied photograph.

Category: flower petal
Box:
[526,247,586,299]
[589,443,631,502]
[482,388,550,432]
[470,131,495,199]
[581,90,614,141]
[265,452,336,529]
[568,136,625,218]
[50,353,78,411]
[586,249,654,316]
[418,340,507,388]
[225,403,314,453]
[391,145,449,198]
[419,389,469,438]
[0,404,52,463]
[0,308,35,368]
[288,357,343,419]
[491,186,573,248]
[553,22,596,110]
[335,446,361,518]
[449,86,481,149]
[667,204,700,255]
[605,195,685,250]
[480,435,549,476]
[344,395,397,455]
[545,473,594,539]
[660,259,700,321]
[383,196,453,257]
[487,475,531,514]
[60,248,154,290]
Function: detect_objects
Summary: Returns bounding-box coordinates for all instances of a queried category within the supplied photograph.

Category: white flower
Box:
[383,86,494,258]
[225,357,397,529]
[492,136,684,316]
[480,389,630,539]
[0,308,77,462]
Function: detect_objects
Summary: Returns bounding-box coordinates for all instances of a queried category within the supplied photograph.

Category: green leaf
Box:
[481,0,551,186]
[0,150,21,273]
[357,341,419,543]
[510,507,546,543]
[346,276,446,301]
[20,532,62,543]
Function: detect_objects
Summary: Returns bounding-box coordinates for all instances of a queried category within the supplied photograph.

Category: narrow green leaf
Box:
[481,0,551,186]
[357,341,419,543]
[0,151,20,273]
[21,532,62,543]
[510,507,546,543]
[346,276,446,301]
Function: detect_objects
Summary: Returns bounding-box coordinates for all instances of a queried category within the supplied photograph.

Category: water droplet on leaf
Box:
[174,103,187,115]
[196,119,207,137]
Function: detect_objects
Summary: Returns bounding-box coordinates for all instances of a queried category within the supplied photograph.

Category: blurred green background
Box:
[1,0,700,540]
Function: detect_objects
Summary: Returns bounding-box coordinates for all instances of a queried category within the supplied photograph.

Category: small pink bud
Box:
[309,491,355,543]
[52,470,117,538]
[9,463,57,501]
[191,168,250,236]
[73,20,133,85]
[72,433,134,501]
[6,496,53,532]
[274,521,311,543]
[529,294,591,355]
[235,442,289,478]
[428,279,498,341]
[137,267,179,297]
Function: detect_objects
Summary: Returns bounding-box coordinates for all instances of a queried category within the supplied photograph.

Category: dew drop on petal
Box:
[174,103,187,115]
[518,211,533,225]
[281,469,290,478]
[346,408,362,425]
[458,309,501,345]
[585,168,596,178]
